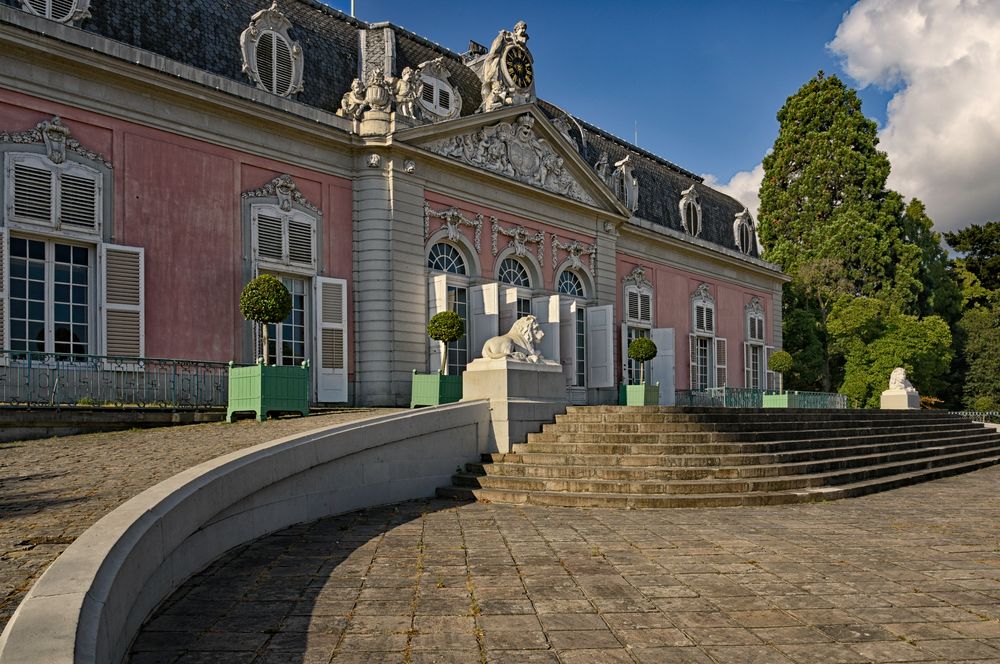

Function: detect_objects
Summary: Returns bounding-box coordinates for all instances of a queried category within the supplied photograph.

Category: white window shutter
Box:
[715,337,727,388]
[286,211,315,266]
[627,289,639,321]
[766,345,777,391]
[621,323,630,383]
[100,244,144,358]
[650,328,675,405]
[58,164,100,231]
[689,334,698,390]
[498,285,519,333]
[0,226,7,360]
[470,282,499,361]
[706,306,715,333]
[640,292,652,323]
[427,274,448,373]
[315,277,348,402]
[559,297,578,386]
[532,294,560,363]
[255,209,284,261]
[744,341,752,388]
[585,304,613,388]
[9,155,55,225]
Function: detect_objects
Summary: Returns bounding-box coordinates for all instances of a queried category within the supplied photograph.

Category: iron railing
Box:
[676,387,848,409]
[951,411,1000,424]
[0,350,229,408]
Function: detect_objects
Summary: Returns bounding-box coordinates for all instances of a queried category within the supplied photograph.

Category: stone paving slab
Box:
[128,465,1000,663]
[0,408,405,629]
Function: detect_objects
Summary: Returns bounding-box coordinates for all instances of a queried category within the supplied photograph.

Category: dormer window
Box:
[679,184,702,238]
[21,0,91,23]
[416,58,462,121]
[734,208,755,255]
[240,2,304,98]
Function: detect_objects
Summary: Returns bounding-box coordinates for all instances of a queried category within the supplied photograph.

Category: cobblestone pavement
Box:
[129,466,1000,664]
[0,409,405,629]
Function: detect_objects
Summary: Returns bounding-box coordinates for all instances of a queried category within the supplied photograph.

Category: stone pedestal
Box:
[359,110,390,136]
[880,389,920,410]
[461,357,567,453]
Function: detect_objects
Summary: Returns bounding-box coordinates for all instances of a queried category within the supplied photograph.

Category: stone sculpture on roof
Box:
[470,21,536,112]
[611,155,639,213]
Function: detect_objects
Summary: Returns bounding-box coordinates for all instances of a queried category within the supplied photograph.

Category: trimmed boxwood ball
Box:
[428,311,465,375]
[240,275,292,366]
[628,337,657,384]
[768,350,794,375]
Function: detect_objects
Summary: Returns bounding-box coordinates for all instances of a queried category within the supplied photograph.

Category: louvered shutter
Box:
[315,277,347,402]
[256,32,275,92]
[286,212,314,266]
[273,35,294,96]
[695,304,705,333]
[627,289,640,321]
[421,83,435,104]
[715,337,727,388]
[100,244,144,359]
[689,334,698,390]
[639,292,651,323]
[439,88,451,110]
[705,306,715,333]
[585,304,613,388]
[255,209,284,262]
[50,0,76,21]
[744,341,752,388]
[9,156,54,225]
[0,227,7,363]
[59,167,100,231]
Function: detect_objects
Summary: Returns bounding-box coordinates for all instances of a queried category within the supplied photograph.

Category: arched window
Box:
[498,257,531,287]
[240,3,304,98]
[21,0,90,23]
[679,184,702,238]
[428,242,466,275]
[557,270,585,297]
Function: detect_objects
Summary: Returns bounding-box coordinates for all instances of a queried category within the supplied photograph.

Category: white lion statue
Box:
[481,315,545,362]
[888,367,916,392]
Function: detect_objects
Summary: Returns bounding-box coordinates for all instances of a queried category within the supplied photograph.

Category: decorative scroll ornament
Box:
[241,174,321,214]
[733,208,754,253]
[691,282,714,304]
[611,155,639,213]
[422,114,596,205]
[1,116,111,168]
[424,203,483,253]
[491,219,544,265]
[623,265,653,290]
[745,296,764,317]
[240,2,305,96]
[552,235,597,275]
[680,184,702,236]
[20,0,91,23]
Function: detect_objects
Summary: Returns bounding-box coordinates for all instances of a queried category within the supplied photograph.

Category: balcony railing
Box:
[675,387,848,409]
[0,350,229,409]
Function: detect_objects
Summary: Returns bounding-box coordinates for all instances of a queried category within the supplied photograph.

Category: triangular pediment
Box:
[398,105,630,217]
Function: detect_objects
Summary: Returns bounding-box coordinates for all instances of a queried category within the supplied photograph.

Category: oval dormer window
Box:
[255,31,295,96]
[240,2,304,98]
[21,0,90,23]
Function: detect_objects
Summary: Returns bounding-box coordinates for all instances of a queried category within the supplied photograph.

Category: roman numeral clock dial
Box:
[504,46,533,88]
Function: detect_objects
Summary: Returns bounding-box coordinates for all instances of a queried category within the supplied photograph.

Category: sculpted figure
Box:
[481,315,545,362]
[481,80,508,113]
[337,79,366,119]
[394,67,420,119]
[888,367,916,392]
[477,21,529,112]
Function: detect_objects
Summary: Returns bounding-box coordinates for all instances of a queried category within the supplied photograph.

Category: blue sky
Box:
[320,1,1000,233]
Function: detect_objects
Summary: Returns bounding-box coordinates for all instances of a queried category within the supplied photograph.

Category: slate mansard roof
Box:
[0,0,759,258]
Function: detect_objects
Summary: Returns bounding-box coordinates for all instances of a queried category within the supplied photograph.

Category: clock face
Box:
[504,46,533,89]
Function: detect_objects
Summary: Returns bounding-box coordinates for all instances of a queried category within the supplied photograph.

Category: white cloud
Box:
[702,163,765,221]
[829,0,1000,233]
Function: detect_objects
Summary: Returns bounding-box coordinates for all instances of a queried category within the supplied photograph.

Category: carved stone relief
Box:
[690,282,714,304]
[611,155,639,213]
[623,265,653,290]
[424,203,483,253]
[745,296,764,317]
[553,236,596,276]
[0,116,111,168]
[491,219,544,266]
[422,114,596,205]
[241,174,321,214]
[468,21,536,112]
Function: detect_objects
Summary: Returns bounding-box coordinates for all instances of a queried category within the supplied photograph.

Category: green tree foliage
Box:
[827,298,952,408]
[959,294,1000,410]
[627,337,657,384]
[239,275,292,366]
[945,221,1000,291]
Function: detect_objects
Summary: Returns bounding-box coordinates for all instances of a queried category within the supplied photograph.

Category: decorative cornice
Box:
[553,235,596,276]
[0,116,111,168]
[691,282,714,303]
[421,114,596,206]
[241,174,321,214]
[622,265,652,290]
[424,203,482,253]
[491,219,544,266]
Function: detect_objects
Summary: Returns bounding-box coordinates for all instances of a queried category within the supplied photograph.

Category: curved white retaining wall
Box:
[0,402,490,663]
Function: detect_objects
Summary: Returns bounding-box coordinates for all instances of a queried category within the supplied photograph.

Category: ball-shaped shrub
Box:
[768,350,793,375]
[427,311,465,344]
[240,274,292,325]
[627,337,657,363]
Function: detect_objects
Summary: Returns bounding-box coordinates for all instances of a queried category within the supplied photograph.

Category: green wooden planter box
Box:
[227,362,310,422]
[763,392,791,408]
[619,383,660,406]
[410,371,462,408]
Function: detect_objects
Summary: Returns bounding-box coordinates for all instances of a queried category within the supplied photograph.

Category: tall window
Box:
[575,308,586,387]
[679,185,702,238]
[690,283,726,390]
[744,298,765,390]
[266,276,307,366]
[626,326,650,385]
[9,236,90,358]
[446,286,468,374]
[623,271,653,386]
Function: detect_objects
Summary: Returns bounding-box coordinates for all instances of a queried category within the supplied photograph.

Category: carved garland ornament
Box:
[421,114,596,206]
[424,203,482,253]
[241,174,321,214]
[552,235,596,276]
[1,116,112,168]
[745,296,764,317]
[491,219,544,266]
[690,282,714,304]
[623,265,653,290]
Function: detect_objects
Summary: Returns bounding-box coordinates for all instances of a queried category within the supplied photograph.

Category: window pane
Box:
[428,243,467,275]
[498,258,530,287]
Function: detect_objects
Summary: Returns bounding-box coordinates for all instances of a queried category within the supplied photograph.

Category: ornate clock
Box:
[503,45,533,89]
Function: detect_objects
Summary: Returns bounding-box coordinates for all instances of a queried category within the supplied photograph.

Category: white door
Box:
[650,327,675,405]
[586,304,614,388]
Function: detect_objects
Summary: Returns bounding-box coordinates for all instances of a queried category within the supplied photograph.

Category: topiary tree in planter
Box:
[228,275,307,422]
[239,274,292,366]
[427,310,465,376]
[768,350,794,393]
[622,337,659,406]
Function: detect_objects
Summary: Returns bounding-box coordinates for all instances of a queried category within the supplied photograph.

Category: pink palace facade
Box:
[0,0,788,406]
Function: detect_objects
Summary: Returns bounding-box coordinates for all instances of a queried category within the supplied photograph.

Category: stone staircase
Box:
[437,406,1000,508]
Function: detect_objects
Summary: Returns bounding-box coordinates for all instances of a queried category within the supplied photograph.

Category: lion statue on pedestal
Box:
[481,315,545,362]
[888,367,917,392]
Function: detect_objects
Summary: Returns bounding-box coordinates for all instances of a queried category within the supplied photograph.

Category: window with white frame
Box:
[265,275,307,366]
[428,242,471,375]
[734,209,755,255]
[6,152,101,234]
[744,297,766,390]
[689,283,726,390]
[557,270,585,297]
[558,269,588,389]
[240,4,304,97]
[679,184,702,238]
[252,204,316,271]
[20,0,91,23]
[419,76,456,117]
[428,242,466,275]
[624,282,653,385]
